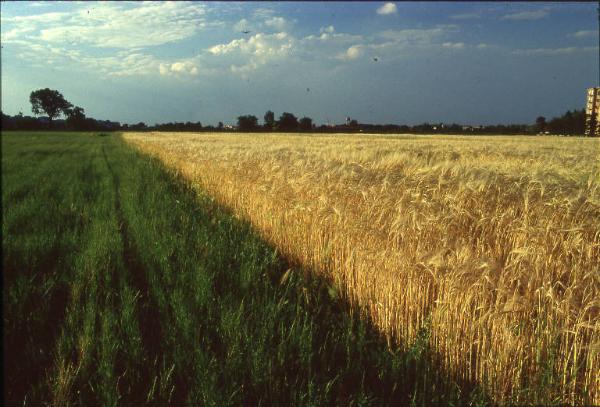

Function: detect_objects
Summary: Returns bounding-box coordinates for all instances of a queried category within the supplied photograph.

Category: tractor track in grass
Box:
[101,142,166,404]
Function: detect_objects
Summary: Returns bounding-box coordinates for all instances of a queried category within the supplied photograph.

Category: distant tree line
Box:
[1,111,122,132]
[534,109,586,135]
[228,109,588,135]
[0,88,589,136]
[236,111,313,132]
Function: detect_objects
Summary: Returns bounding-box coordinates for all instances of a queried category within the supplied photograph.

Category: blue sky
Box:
[1,1,598,126]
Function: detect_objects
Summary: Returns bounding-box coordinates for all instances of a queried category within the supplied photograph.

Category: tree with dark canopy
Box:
[29,88,73,124]
[535,116,546,133]
[299,116,313,131]
[237,115,259,131]
[66,106,86,130]
[277,112,299,131]
[264,110,275,130]
[546,109,585,135]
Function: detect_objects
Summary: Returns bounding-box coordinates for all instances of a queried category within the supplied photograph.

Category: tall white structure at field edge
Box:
[585,87,600,137]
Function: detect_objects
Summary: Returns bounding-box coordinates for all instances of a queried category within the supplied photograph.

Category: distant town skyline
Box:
[1,1,598,126]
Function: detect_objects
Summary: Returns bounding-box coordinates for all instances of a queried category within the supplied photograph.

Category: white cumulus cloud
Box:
[377,3,397,15]
[170,62,199,75]
[345,45,364,59]
[206,31,295,76]
[209,32,293,58]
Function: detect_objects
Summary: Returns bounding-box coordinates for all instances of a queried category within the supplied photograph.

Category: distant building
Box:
[585,87,600,137]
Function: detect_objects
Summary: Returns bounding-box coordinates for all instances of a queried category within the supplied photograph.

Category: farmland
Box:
[124,132,600,405]
[3,132,487,406]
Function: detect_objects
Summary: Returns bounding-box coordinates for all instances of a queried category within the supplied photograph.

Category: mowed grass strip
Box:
[2,132,486,406]
[3,132,142,406]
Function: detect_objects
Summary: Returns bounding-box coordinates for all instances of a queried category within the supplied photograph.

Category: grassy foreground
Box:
[2,132,485,406]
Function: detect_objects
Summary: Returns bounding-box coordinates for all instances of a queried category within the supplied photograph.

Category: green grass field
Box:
[2,132,486,406]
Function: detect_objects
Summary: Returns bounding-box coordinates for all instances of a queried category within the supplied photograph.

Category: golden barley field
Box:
[124,132,600,404]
